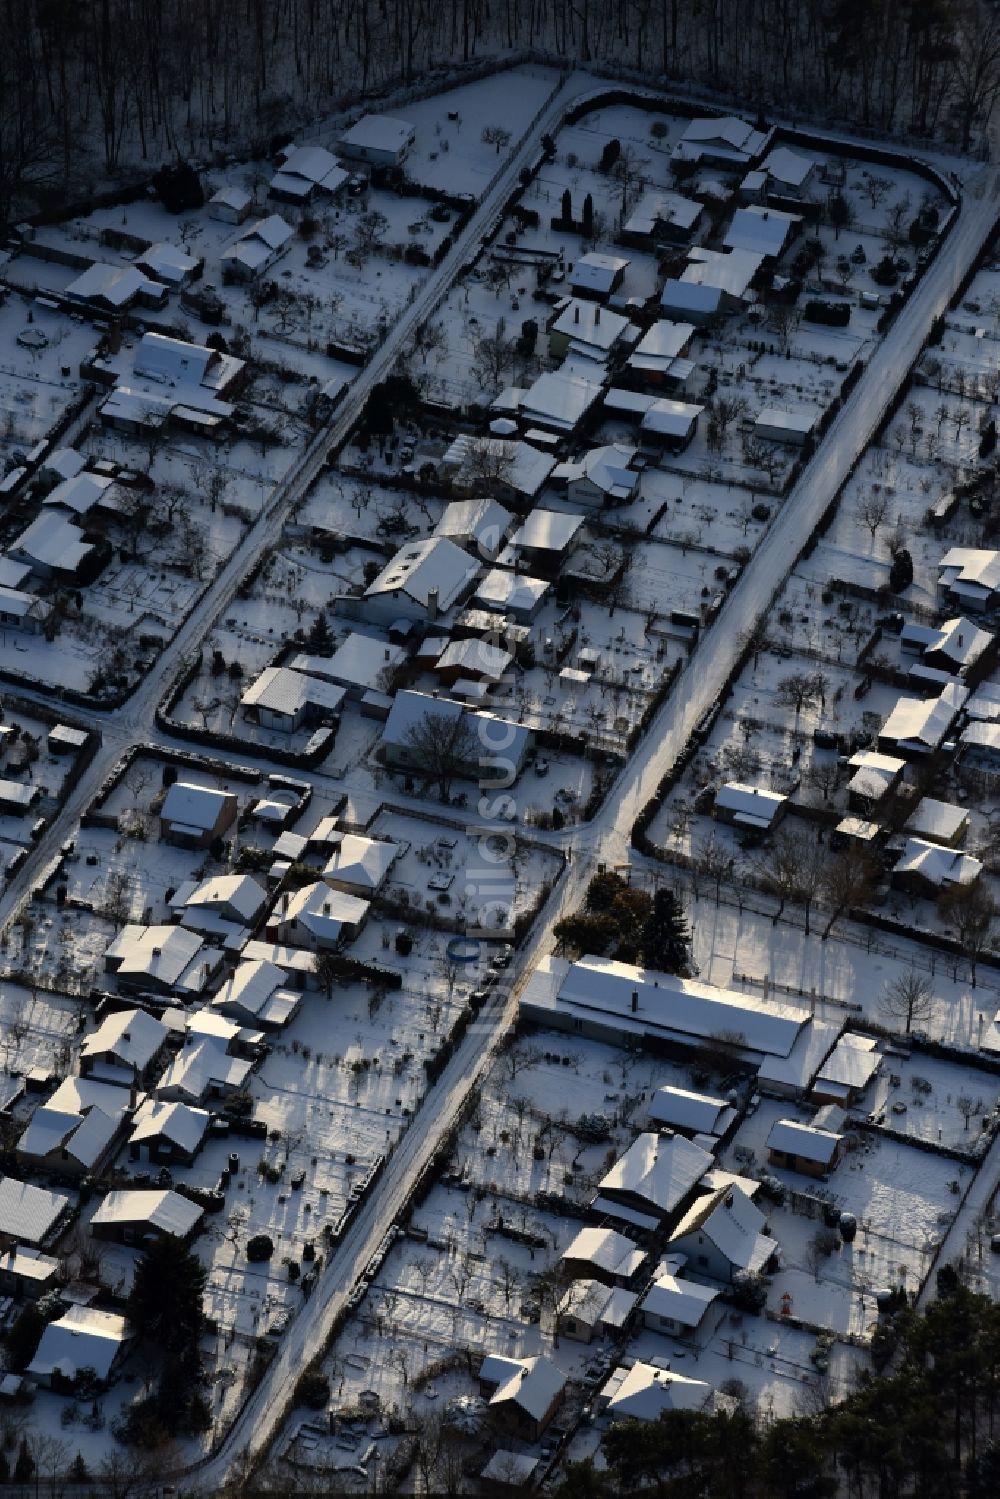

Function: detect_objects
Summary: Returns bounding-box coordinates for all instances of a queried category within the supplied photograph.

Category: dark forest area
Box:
[2,0,1000,225]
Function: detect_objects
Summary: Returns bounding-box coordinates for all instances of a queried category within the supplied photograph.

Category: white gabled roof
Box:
[683,115,759,150]
[92,1188,203,1238]
[272,144,349,196]
[724,205,800,258]
[641,1273,719,1326]
[0,1176,69,1245]
[161,780,234,832]
[603,1360,713,1420]
[364,535,479,611]
[519,367,604,432]
[715,781,786,828]
[767,1118,843,1164]
[42,471,115,516]
[322,833,398,892]
[183,873,267,923]
[10,511,93,573]
[475,567,549,614]
[129,1098,210,1154]
[511,508,585,553]
[105,924,204,985]
[893,838,982,889]
[338,113,414,155]
[210,185,252,213]
[137,242,200,283]
[569,251,629,294]
[904,797,969,844]
[670,1183,770,1270]
[281,881,370,939]
[880,683,967,750]
[661,279,722,316]
[81,1007,168,1070]
[27,1305,128,1383]
[755,406,814,436]
[649,1085,733,1135]
[938,547,1000,595]
[241,664,346,719]
[683,245,763,298]
[551,298,631,352]
[488,1354,566,1421]
[560,1225,644,1279]
[598,1131,714,1218]
[434,496,513,552]
[815,1032,880,1092]
[641,398,704,439]
[761,145,815,187]
[623,190,702,237]
[66,262,156,306]
[157,1038,251,1100]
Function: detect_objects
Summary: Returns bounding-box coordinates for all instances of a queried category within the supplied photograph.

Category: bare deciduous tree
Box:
[880,968,934,1035]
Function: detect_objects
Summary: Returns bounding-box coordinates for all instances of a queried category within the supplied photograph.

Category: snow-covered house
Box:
[0,1246,60,1300]
[27,1305,130,1389]
[7,512,96,582]
[379,690,532,780]
[135,241,202,288]
[92,330,246,437]
[724,205,800,259]
[569,251,629,301]
[474,567,550,622]
[435,636,513,686]
[434,496,513,561]
[639,397,703,451]
[759,146,817,197]
[593,1131,715,1232]
[220,214,294,280]
[640,1273,720,1337]
[515,365,605,435]
[621,190,704,246]
[290,633,406,701]
[626,320,696,388]
[559,1225,646,1286]
[270,144,348,202]
[65,261,166,311]
[79,1007,169,1088]
[240,665,346,733]
[754,406,815,445]
[547,299,633,362]
[676,115,767,169]
[846,750,906,810]
[442,434,556,504]
[0,586,51,633]
[811,1036,881,1106]
[766,1117,845,1177]
[337,113,415,167]
[317,834,397,898]
[891,838,982,898]
[361,536,480,627]
[878,683,967,758]
[174,873,268,930]
[103,924,217,997]
[667,1183,772,1282]
[648,1085,736,1138]
[960,720,1000,772]
[16,1077,135,1180]
[681,246,763,310]
[600,1361,715,1420]
[156,1037,252,1104]
[91,1188,203,1246]
[127,1098,210,1166]
[272,881,370,949]
[159,781,238,849]
[211,958,303,1030]
[713,781,788,831]
[937,548,1000,613]
[208,185,252,223]
[42,471,119,519]
[903,797,970,848]
[555,1279,637,1343]
[505,507,586,572]
[0,1176,70,1247]
[660,278,723,326]
[484,1354,566,1442]
[919,617,994,681]
[556,442,639,508]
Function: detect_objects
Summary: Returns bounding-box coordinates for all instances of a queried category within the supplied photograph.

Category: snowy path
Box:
[2,94,998,1490]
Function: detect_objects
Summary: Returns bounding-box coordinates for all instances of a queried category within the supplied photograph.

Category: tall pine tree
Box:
[641,887,691,974]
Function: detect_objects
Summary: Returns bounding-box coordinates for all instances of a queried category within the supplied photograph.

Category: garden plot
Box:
[648,474,767,557]
[0,980,78,1075]
[866,1052,1000,1152]
[0,293,96,454]
[297,472,440,542]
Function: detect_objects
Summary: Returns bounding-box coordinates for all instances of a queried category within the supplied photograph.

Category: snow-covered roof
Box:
[436,637,512,680]
[443,434,556,497]
[641,1273,720,1326]
[0,1246,59,1285]
[291,632,405,691]
[927,616,993,671]
[129,1098,210,1154]
[511,507,585,553]
[0,1175,69,1245]
[715,780,787,829]
[212,958,299,1026]
[322,833,398,892]
[105,923,204,986]
[27,1305,128,1383]
[603,1361,713,1420]
[755,406,814,437]
[488,1354,566,1420]
[42,448,86,481]
[628,319,696,376]
[364,535,479,611]
[434,496,513,553]
[474,567,550,614]
[649,1085,734,1135]
[280,881,370,941]
[136,241,200,284]
[81,1007,168,1070]
[938,547,1000,599]
[157,1038,251,1100]
[761,146,816,187]
[0,586,49,623]
[66,262,158,306]
[767,1118,843,1164]
[93,1187,203,1238]
[670,1182,771,1268]
[962,720,1000,753]
[522,953,811,1059]
[623,190,702,238]
[551,298,631,352]
[892,838,982,889]
[569,442,639,498]
[814,1031,881,1092]
[660,279,723,316]
[880,683,967,751]
[241,664,346,718]
[569,251,629,295]
[724,205,800,258]
[42,471,115,516]
[846,749,905,800]
[480,1451,539,1485]
[518,367,605,432]
[683,245,763,297]
[221,214,294,272]
[682,115,761,151]
[640,398,704,439]
[183,873,268,923]
[338,113,414,155]
[556,1277,637,1329]
[161,780,235,832]
[209,185,252,213]
[598,1131,714,1218]
[560,1225,644,1279]
[9,511,93,573]
[18,1103,120,1172]
[904,797,969,844]
[271,144,348,197]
